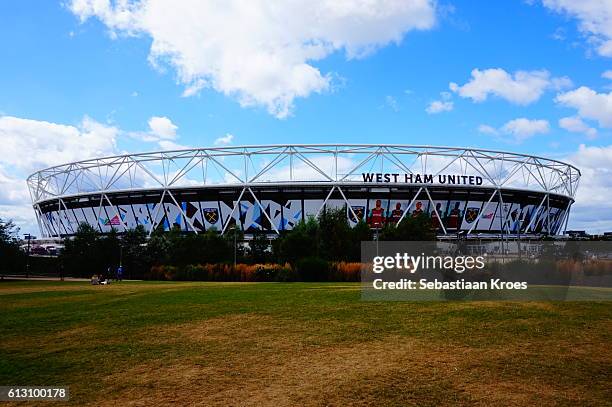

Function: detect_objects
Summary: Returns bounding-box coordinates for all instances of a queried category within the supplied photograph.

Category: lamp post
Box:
[23,233,35,279]
[375,227,379,257]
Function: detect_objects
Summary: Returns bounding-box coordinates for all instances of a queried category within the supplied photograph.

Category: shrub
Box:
[146,264,178,281]
[295,257,329,281]
[148,262,299,282]
[329,261,362,282]
[275,264,297,282]
[147,260,369,282]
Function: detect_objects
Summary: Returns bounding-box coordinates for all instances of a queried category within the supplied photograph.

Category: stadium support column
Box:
[546,194,551,236]
[56,199,66,236]
[167,190,199,234]
[95,195,105,234]
[148,190,167,237]
[395,187,423,227]
[562,201,573,235]
[337,186,359,225]
[316,186,336,218]
[247,187,279,235]
[103,194,129,232]
[466,189,497,235]
[34,205,49,238]
[524,194,547,234]
[424,187,447,235]
[497,189,508,257]
[38,205,56,238]
[221,187,246,235]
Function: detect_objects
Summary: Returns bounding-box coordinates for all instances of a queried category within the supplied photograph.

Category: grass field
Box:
[0,281,610,406]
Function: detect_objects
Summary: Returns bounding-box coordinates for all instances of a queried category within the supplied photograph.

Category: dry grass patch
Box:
[84,314,609,407]
[93,335,466,406]
[2,282,609,406]
[2,324,99,351]
[0,283,101,296]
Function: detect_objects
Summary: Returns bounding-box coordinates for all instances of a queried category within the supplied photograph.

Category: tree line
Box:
[1,209,436,280]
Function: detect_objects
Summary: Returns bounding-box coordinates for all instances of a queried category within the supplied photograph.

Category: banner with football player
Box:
[429,201,448,230]
[444,200,465,231]
[367,198,388,228]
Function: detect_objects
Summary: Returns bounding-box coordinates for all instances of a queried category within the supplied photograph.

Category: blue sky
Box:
[1,0,612,233]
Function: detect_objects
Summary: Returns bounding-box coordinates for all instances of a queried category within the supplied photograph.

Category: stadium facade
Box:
[27,144,580,239]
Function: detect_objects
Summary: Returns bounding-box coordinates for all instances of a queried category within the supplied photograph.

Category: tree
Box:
[379,214,435,241]
[0,218,20,243]
[275,217,319,263]
[121,225,147,279]
[317,207,352,261]
[99,228,121,275]
[145,228,171,266]
[348,220,373,261]
[249,230,270,263]
[61,223,102,277]
[0,218,23,274]
[222,226,244,264]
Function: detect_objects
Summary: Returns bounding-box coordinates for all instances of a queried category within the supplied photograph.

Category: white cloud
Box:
[477,124,498,135]
[158,140,189,151]
[550,26,566,41]
[555,86,612,128]
[425,90,454,114]
[542,0,612,57]
[385,95,399,112]
[0,166,30,205]
[0,204,38,235]
[558,116,597,138]
[0,113,235,233]
[0,115,120,234]
[501,118,550,141]
[425,100,453,114]
[68,0,437,118]
[565,144,612,233]
[129,116,184,149]
[214,133,234,146]
[148,116,177,139]
[478,118,549,143]
[449,68,571,105]
[0,115,118,172]
[602,70,612,80]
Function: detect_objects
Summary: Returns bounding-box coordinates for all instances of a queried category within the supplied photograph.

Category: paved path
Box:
[0,275,90,282]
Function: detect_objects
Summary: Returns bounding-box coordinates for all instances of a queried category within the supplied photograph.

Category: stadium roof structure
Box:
[27,144,581,237]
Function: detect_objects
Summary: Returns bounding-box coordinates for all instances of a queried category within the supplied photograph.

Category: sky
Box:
[1,0,612,235]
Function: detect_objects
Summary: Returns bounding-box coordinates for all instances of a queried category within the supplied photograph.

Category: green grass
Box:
[0,281,610,406]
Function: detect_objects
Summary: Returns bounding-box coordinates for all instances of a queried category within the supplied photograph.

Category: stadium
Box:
[27,144,580,239]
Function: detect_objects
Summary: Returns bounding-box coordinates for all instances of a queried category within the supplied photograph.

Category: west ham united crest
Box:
[350,206,365,221]
[465,207,480,223]
[203,208,219,224]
